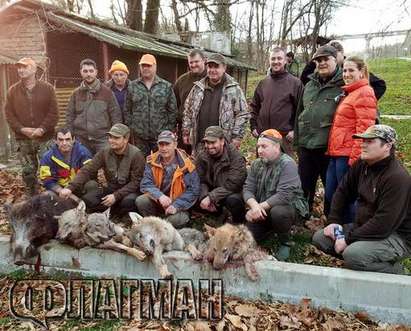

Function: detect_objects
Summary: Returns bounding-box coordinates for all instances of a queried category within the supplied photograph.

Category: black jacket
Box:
[328,154,411,245]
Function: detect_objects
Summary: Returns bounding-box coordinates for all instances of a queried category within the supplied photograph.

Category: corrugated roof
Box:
[0,53,17,65]
[47,13,254,69]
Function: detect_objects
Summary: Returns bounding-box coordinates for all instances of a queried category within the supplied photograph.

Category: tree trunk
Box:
[144,0,160,34]
[125,0,143,31]
[171,0,183,33]
[214,0,231,33]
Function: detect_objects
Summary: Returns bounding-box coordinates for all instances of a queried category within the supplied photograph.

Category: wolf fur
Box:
[203,223,270,281]
[128,212,185,279]
[56,201,146,261]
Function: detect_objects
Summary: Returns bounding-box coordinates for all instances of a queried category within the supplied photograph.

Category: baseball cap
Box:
[107,123,130,137]
[206,53,226,65]
[203,126,225,142]
[353,125,397,144]
[312,45,337,61]
[139,54,157,65]
[16,57,37,68]
[259,129,283,143]
[157,130,176,143]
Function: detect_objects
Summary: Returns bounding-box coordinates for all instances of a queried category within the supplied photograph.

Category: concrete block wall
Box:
[0,235,410,325]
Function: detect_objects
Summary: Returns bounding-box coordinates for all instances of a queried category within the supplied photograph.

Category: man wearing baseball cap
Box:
[243,129,309,260]
[294,44,344,216]
[126,54,177,156]
[182,53,249,152]
[136,130,200,228]
[5,57,59,195]
[195,126,247,223]
[105,60,131,119]
[313,124,411,274]
[60,123,145,217]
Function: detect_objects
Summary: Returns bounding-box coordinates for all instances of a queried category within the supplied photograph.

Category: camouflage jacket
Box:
[243,153,309,218]
[182,73,250,146]
[125,76,177,141]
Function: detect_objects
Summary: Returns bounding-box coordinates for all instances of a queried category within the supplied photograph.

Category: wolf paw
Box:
[130,248,146,261]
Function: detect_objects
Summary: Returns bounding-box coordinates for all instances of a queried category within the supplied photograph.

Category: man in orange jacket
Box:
[135,130,200,228]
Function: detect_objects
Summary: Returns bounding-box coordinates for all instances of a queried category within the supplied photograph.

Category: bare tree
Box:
[125,0,143,30]
[144,0,160,34]
[171,0,183,33]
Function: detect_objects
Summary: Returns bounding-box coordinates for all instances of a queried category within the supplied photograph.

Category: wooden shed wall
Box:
[0,13,47,68]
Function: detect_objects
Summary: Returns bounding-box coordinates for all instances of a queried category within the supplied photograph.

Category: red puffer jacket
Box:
[327,79,377,166]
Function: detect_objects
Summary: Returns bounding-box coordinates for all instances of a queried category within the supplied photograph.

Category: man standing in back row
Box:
[182,53,249,152]
[5,57,59,195]
[250,47,303,156]
[125,54,177,156]
[174,49,207,153]
[66,58,122,155]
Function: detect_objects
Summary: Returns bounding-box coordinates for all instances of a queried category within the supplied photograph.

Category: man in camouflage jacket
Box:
[182,53,249,152]
[125,54,177,156]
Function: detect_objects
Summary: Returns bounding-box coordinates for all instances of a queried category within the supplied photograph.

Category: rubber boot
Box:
[277,233,293,261]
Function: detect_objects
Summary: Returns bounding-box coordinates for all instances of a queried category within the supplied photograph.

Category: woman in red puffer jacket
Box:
[325,56,377,220]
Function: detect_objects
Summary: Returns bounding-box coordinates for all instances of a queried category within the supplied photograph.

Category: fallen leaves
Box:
[303,244,345,268]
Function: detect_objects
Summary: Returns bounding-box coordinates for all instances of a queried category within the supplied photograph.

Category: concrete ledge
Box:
[0,235,410,325]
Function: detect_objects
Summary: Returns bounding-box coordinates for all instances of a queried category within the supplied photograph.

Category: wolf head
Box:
[204,223,256,270]
[128,212,162,255]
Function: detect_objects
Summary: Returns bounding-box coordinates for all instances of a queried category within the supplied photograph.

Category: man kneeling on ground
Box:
[39,127,97,198]
[60,124,145,217]
[243,129,309,260]
[312,125,411,274]
[136,130,200,228]
[195,126,247,223]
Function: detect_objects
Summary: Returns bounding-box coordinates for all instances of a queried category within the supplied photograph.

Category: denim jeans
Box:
[325,156,355,222]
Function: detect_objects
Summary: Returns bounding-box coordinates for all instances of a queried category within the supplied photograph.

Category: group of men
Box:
[4,43,410,273]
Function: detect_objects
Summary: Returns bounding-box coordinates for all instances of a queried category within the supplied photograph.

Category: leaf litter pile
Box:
[0,170,25,235]
[0,272,409,330]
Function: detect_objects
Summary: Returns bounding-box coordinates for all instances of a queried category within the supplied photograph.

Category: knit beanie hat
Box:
[109,60,129,75]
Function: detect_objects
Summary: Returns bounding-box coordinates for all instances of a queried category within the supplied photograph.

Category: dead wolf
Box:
[192,223,268,281]
[128,212,185,279]
[56,201,145,261]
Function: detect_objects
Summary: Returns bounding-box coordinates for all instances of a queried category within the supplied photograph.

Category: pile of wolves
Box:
[6,193,273,280]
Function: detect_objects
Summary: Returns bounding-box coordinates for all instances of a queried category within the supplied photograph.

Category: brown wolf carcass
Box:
[5,193,78,265]
[203,223,271,281]
[56,201,145,261]
[128,212,185,279]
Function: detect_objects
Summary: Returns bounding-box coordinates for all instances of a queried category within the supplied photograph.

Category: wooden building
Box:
[0,0,254,159]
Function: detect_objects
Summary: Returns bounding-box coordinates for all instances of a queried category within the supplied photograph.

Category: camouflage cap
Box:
[107,123,130,137]
[206,53,226,65]
[157,130,176,143]
[352,125,397,144]
[203,126,225,142]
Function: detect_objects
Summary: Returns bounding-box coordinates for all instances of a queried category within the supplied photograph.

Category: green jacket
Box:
[295,68,344,149]
[243,153,309,218]
[66,80,122,143]
[125,76,177,141]
[67,144,145,200]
